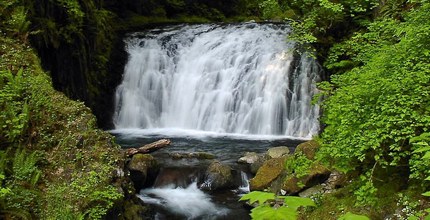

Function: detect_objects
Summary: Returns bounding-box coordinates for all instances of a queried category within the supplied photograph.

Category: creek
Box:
[111,22,320,219]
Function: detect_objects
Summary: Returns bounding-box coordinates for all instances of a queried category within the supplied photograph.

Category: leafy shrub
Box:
[240,191,316,219]
[318,1,430,206]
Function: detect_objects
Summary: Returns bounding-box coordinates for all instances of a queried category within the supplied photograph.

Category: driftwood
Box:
[126,139,171,157]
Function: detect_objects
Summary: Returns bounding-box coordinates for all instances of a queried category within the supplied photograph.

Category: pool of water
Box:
[112,129,305,220]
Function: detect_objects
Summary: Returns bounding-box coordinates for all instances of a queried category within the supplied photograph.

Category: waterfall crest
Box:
[114,23,320,138]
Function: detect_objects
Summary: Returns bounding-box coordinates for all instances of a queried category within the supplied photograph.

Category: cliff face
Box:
[27,0,126,129]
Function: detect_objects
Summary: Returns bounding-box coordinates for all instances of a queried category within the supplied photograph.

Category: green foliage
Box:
[240,191,275,205]
[0,25,123,219]
[0,69,29,144]
[285,152,313,178]
[0,0,31,41]
[338,212,370,220]
[317,0,430,209]
[44,170,122,220]
[240,191,316,220]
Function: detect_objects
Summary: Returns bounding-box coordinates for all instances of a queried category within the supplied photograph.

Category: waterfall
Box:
[114,23,320,138]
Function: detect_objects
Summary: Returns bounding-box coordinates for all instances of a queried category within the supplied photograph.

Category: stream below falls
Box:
[113,131,304,219]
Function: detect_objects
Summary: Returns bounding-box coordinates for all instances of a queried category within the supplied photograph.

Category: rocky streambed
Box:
[113,132,345,219]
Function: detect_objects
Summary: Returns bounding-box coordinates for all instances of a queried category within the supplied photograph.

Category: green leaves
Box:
[251,206,297,220]
[240,192,316,220]
[338,212,370,220]
[284,196,316,210]
[240,191,275,205]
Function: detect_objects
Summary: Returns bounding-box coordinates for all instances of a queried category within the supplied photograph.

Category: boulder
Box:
[202,161,233,190]
[238,152,260,164]
[298,185,324,198]
[267,146,290,158]
[170,152,216,160]
[295,140,320,160]
[120,199,153,220]
[238,152,267,174]
[127,154,159,191]
[249,157,288,191]
[281,162,330,195]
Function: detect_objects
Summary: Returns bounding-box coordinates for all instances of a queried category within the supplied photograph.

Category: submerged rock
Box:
[267,146,290,158]
[201,161,234,190]
[170,152,216,160]
[127,154,159,191]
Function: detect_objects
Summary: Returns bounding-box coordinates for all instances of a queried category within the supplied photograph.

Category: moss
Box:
[0,35,126,219]
[282,162,330,194]
[250,157,288,191]
[295,140,320,160]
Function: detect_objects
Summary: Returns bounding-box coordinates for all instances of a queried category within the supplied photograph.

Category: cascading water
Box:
[113,23,320,138]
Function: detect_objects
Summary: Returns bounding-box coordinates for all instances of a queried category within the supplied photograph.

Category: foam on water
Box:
[138,182,229,219]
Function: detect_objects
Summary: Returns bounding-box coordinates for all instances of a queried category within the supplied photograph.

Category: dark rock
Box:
[201,161,234,190]
[169,152,216,160]
[281,162,330,195]
[238,152,267,174]
[127,154,159,191]
[154,167,202,188]
[121,198,153,220]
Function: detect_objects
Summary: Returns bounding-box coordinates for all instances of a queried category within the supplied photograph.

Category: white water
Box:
[114,23,320,138]
[138,182,228,219]
[238,171,250,194]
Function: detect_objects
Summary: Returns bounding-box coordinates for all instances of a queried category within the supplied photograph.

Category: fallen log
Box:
[126,139,171,157]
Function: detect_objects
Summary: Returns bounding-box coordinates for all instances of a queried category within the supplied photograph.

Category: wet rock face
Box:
[201,161,234,190]
[127,154,159,191]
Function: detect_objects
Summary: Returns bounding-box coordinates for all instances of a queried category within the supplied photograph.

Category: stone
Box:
[267,146,290,158]
[249,157,288,191]
[281,162,330,194]
[298,185,324,198]
[238,152,260,164]
[170,152,216,160]
[295,140,320,159]
[120,199,153,220]
[249,156,267,174]
[127,154,159,191]
[202,161,233,190]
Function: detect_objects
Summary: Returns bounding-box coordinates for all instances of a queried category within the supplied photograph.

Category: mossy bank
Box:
[0,34,127,218]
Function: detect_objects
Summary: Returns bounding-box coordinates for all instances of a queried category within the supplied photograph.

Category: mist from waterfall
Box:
[113,23,320,138]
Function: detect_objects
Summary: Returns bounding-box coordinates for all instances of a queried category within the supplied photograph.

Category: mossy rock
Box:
[295,140,320,159]
[203,160,234,190]
[250,157,288,191]
[121,199,153,220]
[127,154,159,191]
[282,162,330,194]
